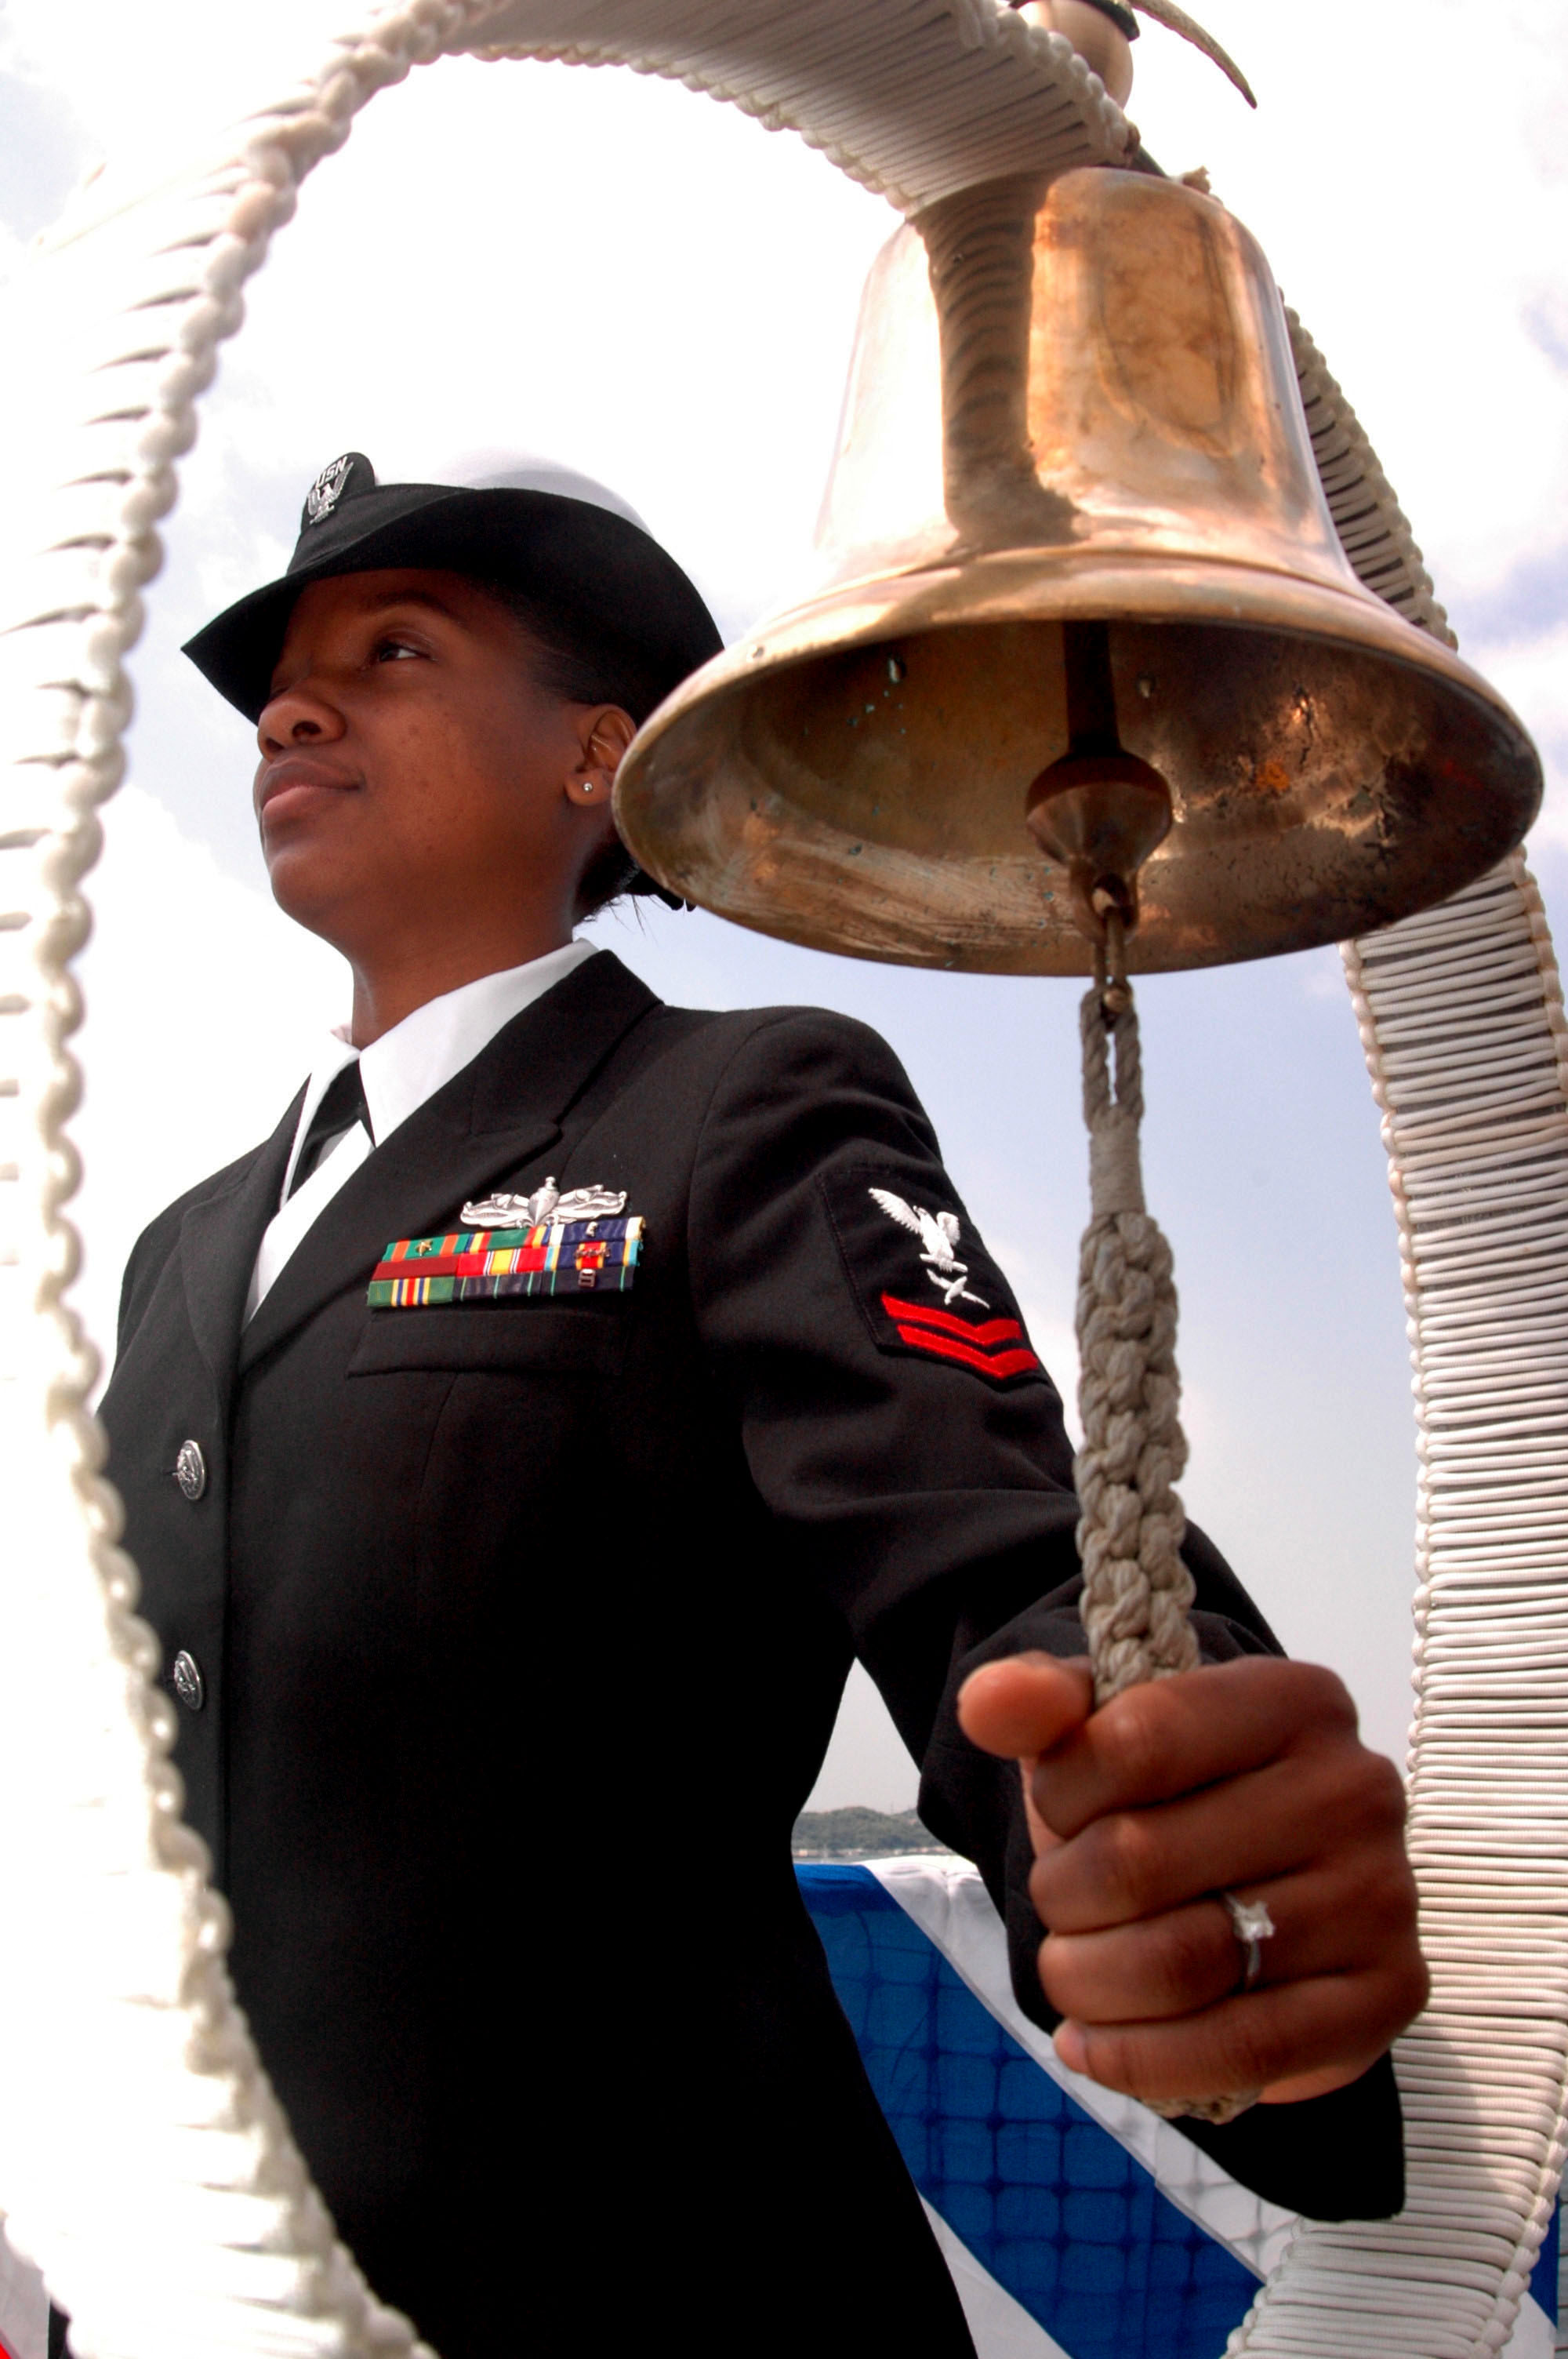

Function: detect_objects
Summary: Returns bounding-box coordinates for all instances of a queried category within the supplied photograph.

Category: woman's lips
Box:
[256,762,359,829]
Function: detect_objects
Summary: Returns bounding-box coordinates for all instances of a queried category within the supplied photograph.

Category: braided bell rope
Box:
[1069,943,1258,2131]
[0,2,1563,2352]
[1073,969,1200,1705]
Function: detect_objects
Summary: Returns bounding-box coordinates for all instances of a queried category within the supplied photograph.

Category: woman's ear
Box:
[564,706,637,808]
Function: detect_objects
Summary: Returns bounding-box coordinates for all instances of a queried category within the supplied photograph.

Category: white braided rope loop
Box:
[459,0,1131,209]
[1224,354,1568,2358]
[1073,987,1200,1705]
[1285,308,1455,649]
[1227,858,1568,2354]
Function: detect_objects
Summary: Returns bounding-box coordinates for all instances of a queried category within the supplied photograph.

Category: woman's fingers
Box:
[1030,1741,1410,1934]
[957,1652,1094,1761]
[1037,1858,1414,2025]
[1052,1961,1427,2110]
[957,1649,1429,2106]
[1027,1656,1359,1841]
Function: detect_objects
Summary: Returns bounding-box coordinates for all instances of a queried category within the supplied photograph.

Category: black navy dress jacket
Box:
[100,949,1403,2357]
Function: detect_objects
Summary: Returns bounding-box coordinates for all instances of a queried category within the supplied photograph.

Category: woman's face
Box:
[253,566,628,971]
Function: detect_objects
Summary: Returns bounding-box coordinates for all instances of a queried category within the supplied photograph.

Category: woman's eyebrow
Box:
[349,590,452,627]
[360,591,463,624]
[268,589,468,689]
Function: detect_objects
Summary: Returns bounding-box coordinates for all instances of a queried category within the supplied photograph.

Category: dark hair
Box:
[479,579,666,917]
[487,585,668,725]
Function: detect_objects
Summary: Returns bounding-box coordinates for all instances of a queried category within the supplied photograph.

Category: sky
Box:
[2,0,1566,1805]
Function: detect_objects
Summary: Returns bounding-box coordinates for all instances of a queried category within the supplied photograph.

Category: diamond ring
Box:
[1221,1892,1276,1991]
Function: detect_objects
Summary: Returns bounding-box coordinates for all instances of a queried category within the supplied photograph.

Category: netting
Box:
[800,1862,1563,2358]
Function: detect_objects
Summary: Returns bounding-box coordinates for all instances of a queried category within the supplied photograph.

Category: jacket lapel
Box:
[237,951,661,1376]
[179,1091,303,1413]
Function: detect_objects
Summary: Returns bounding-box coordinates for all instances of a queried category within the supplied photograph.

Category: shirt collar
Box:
[283,939,597,1196]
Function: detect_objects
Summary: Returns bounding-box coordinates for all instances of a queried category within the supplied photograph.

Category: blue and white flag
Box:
[798,1859,1560,2359]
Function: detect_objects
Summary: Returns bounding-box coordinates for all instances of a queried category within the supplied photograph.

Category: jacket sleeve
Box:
[686,1005,1403,2223]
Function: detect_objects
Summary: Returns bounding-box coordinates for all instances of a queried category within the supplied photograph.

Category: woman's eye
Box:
[373,637,423,663]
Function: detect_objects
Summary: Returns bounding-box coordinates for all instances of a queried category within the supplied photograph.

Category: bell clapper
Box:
[1025,616,1173,976]
[1091,892,1134,1023]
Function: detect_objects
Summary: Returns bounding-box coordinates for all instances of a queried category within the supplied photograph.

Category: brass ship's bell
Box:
[615,169,1541,973]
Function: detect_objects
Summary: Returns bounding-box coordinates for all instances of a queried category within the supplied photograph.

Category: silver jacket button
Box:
[172,1650,205,1712]
[174,1439,207,1501]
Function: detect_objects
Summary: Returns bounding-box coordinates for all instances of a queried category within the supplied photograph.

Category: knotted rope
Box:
[1073,932,1200,1707]
[1072,926,1252,2126]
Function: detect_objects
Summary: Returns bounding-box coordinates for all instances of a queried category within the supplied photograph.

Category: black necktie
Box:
[289,1060,371,1198]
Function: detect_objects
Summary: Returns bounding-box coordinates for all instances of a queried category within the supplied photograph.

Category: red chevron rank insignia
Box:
[879,1293,1043,1382]
[819,1164,1049,1390]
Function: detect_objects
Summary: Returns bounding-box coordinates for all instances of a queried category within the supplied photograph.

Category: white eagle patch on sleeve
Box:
[867,1187,989,1310]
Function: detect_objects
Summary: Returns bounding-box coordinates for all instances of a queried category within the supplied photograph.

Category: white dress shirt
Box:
[245,938,597,1320]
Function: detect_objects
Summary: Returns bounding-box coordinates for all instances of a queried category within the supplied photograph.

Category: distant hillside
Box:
[792,1806,953,1860]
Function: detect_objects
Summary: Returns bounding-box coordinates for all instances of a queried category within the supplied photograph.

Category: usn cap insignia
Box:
[819,1165,1047,1387]
[368,1212,643,1308]
[302,450,373,530]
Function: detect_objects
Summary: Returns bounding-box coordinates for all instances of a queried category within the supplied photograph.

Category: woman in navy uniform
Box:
[95,455,1425,2356]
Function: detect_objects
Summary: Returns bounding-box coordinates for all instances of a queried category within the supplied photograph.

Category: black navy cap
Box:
[183,451,723,722]
[182,451,724,905]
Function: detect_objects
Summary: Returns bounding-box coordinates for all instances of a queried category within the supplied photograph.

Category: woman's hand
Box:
[957,1652,1428,2109]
